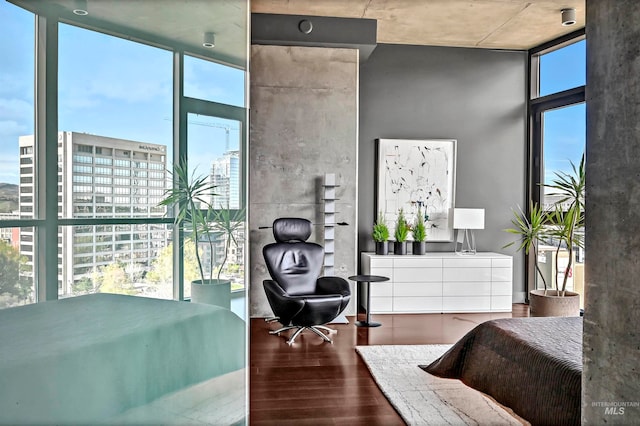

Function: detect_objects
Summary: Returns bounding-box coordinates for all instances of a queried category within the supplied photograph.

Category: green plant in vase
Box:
[504,153,585,317]
[412,206,427,255]
[372,212,390,255]
[504,201,549,291]
[159,158,245,308]
[544,155,585,297]
[394,208,409,255]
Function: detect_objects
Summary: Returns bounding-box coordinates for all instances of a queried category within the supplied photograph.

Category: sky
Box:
[0,1,245,185]
[1,2,585,187]
[539,40,587,184]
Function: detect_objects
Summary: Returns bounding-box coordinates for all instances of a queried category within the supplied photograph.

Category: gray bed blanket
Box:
[0,293,245,424]
[422,317,582,426]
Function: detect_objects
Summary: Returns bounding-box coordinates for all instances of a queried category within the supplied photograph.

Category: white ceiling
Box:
[252,0,586,50]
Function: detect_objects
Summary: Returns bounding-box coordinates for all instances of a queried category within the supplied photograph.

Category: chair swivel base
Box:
[270,325,337,345]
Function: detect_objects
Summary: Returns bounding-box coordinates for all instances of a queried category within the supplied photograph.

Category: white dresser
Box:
[360,252,513,313]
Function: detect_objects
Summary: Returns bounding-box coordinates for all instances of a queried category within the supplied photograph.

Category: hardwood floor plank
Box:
[250,305,529,424]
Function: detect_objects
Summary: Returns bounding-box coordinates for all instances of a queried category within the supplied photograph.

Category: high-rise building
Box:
[211,150,240,210]
[18,132,169,296]
[209,150,244,272]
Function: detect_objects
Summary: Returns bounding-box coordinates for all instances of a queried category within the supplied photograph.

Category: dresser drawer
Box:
[491,281,512,296]
[394,257,442,268]
[443,267,492,282]
[394,297,442,312]
[442,296,491,312]
[443,258,491,268]
[443,281,491,296]
[370,281,393,297]
[369,267,393,281]
[369,257,393,268]
[371,297,392,312]
[394,267,442,282]
[491,295,513,311]
[491,267,512,282]
[492,258,513,268]
[395,282,442,297]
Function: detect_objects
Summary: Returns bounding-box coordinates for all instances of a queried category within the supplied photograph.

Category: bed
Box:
[0,293,245,425]
[422,317,582,426]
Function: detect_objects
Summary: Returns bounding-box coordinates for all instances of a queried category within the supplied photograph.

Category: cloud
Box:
[0,120,28,137]
[89,77,172,104]
[58,63,172,112]
[0,97,33,121]
[58,41,172,107]
[58,86,101,110]
[0,72,32,97]
[0,155,20,184]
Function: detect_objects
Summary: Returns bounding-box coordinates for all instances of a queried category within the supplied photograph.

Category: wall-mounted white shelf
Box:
[323,173,339,276]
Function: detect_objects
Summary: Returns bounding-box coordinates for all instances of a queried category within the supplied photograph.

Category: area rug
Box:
[356,345,528,425]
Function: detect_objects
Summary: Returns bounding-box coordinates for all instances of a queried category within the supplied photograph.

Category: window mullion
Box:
[35,13,59,302]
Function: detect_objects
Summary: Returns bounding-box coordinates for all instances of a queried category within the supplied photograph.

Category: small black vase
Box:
[394,241,407,255]
[375,241,388,255]
[412,241,426,255]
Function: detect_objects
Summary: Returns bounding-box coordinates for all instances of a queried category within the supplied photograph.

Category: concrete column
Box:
[584,1,640,423]
[249,45,358,317]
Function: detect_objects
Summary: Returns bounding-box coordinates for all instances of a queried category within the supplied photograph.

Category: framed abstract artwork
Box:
[376,138,457,242]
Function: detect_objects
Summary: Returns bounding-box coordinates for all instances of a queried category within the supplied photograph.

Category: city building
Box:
[18,132,169,296]
[209,149,244,271]
[0,213,19,247]
[211,149,240,210]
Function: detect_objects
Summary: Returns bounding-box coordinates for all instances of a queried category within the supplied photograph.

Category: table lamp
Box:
[453,208,485,255]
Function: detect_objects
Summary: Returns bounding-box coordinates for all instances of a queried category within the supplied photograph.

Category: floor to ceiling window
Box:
[55,24,174,299]
[0,1,35,309]
[1,0,249,423]
[1,0,248,307]
[529,33,586,306]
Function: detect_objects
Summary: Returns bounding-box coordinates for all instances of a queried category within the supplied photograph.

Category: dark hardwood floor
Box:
[250,304,529,425]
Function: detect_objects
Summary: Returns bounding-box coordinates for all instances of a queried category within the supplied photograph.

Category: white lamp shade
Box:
[453,208,485,230]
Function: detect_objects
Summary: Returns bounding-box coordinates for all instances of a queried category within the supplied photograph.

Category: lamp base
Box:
[454,229,477,255]
[455,249,477,256]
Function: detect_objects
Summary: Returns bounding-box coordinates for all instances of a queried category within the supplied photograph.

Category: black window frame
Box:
[525,28,586,299]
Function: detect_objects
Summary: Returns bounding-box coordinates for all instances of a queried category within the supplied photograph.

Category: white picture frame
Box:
[376,138,457,242]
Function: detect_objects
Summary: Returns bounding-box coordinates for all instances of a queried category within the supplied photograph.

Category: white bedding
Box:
[0,293,245,424]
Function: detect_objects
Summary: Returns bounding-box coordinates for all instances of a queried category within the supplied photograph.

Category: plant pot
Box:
[529,289,580,317]
[394,241,407,255]
[412,241,426,255]
[191,279,231,309]
[375,241,388,255]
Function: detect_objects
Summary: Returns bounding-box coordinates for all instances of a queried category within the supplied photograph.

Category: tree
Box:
[0,240,32,308]
[145,241,200,286]
[71,276,95,295]
[93,262,137,295]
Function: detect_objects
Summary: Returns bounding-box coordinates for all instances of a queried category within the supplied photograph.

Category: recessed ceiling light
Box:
[72,0,88,15]
[203,32,215,48]
[561,8,576,26]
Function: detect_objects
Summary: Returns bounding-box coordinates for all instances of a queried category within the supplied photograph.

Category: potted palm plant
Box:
[372,212,390,255]
[505,154,584,317]
[159,159,244,308]
[412,206,427,255]
[504,201,549,289]
[394,208,409,255]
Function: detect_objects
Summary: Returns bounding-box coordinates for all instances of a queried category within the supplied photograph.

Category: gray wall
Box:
[583,0,640,423]
[249,45,359,317]
[359,44,528,301]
